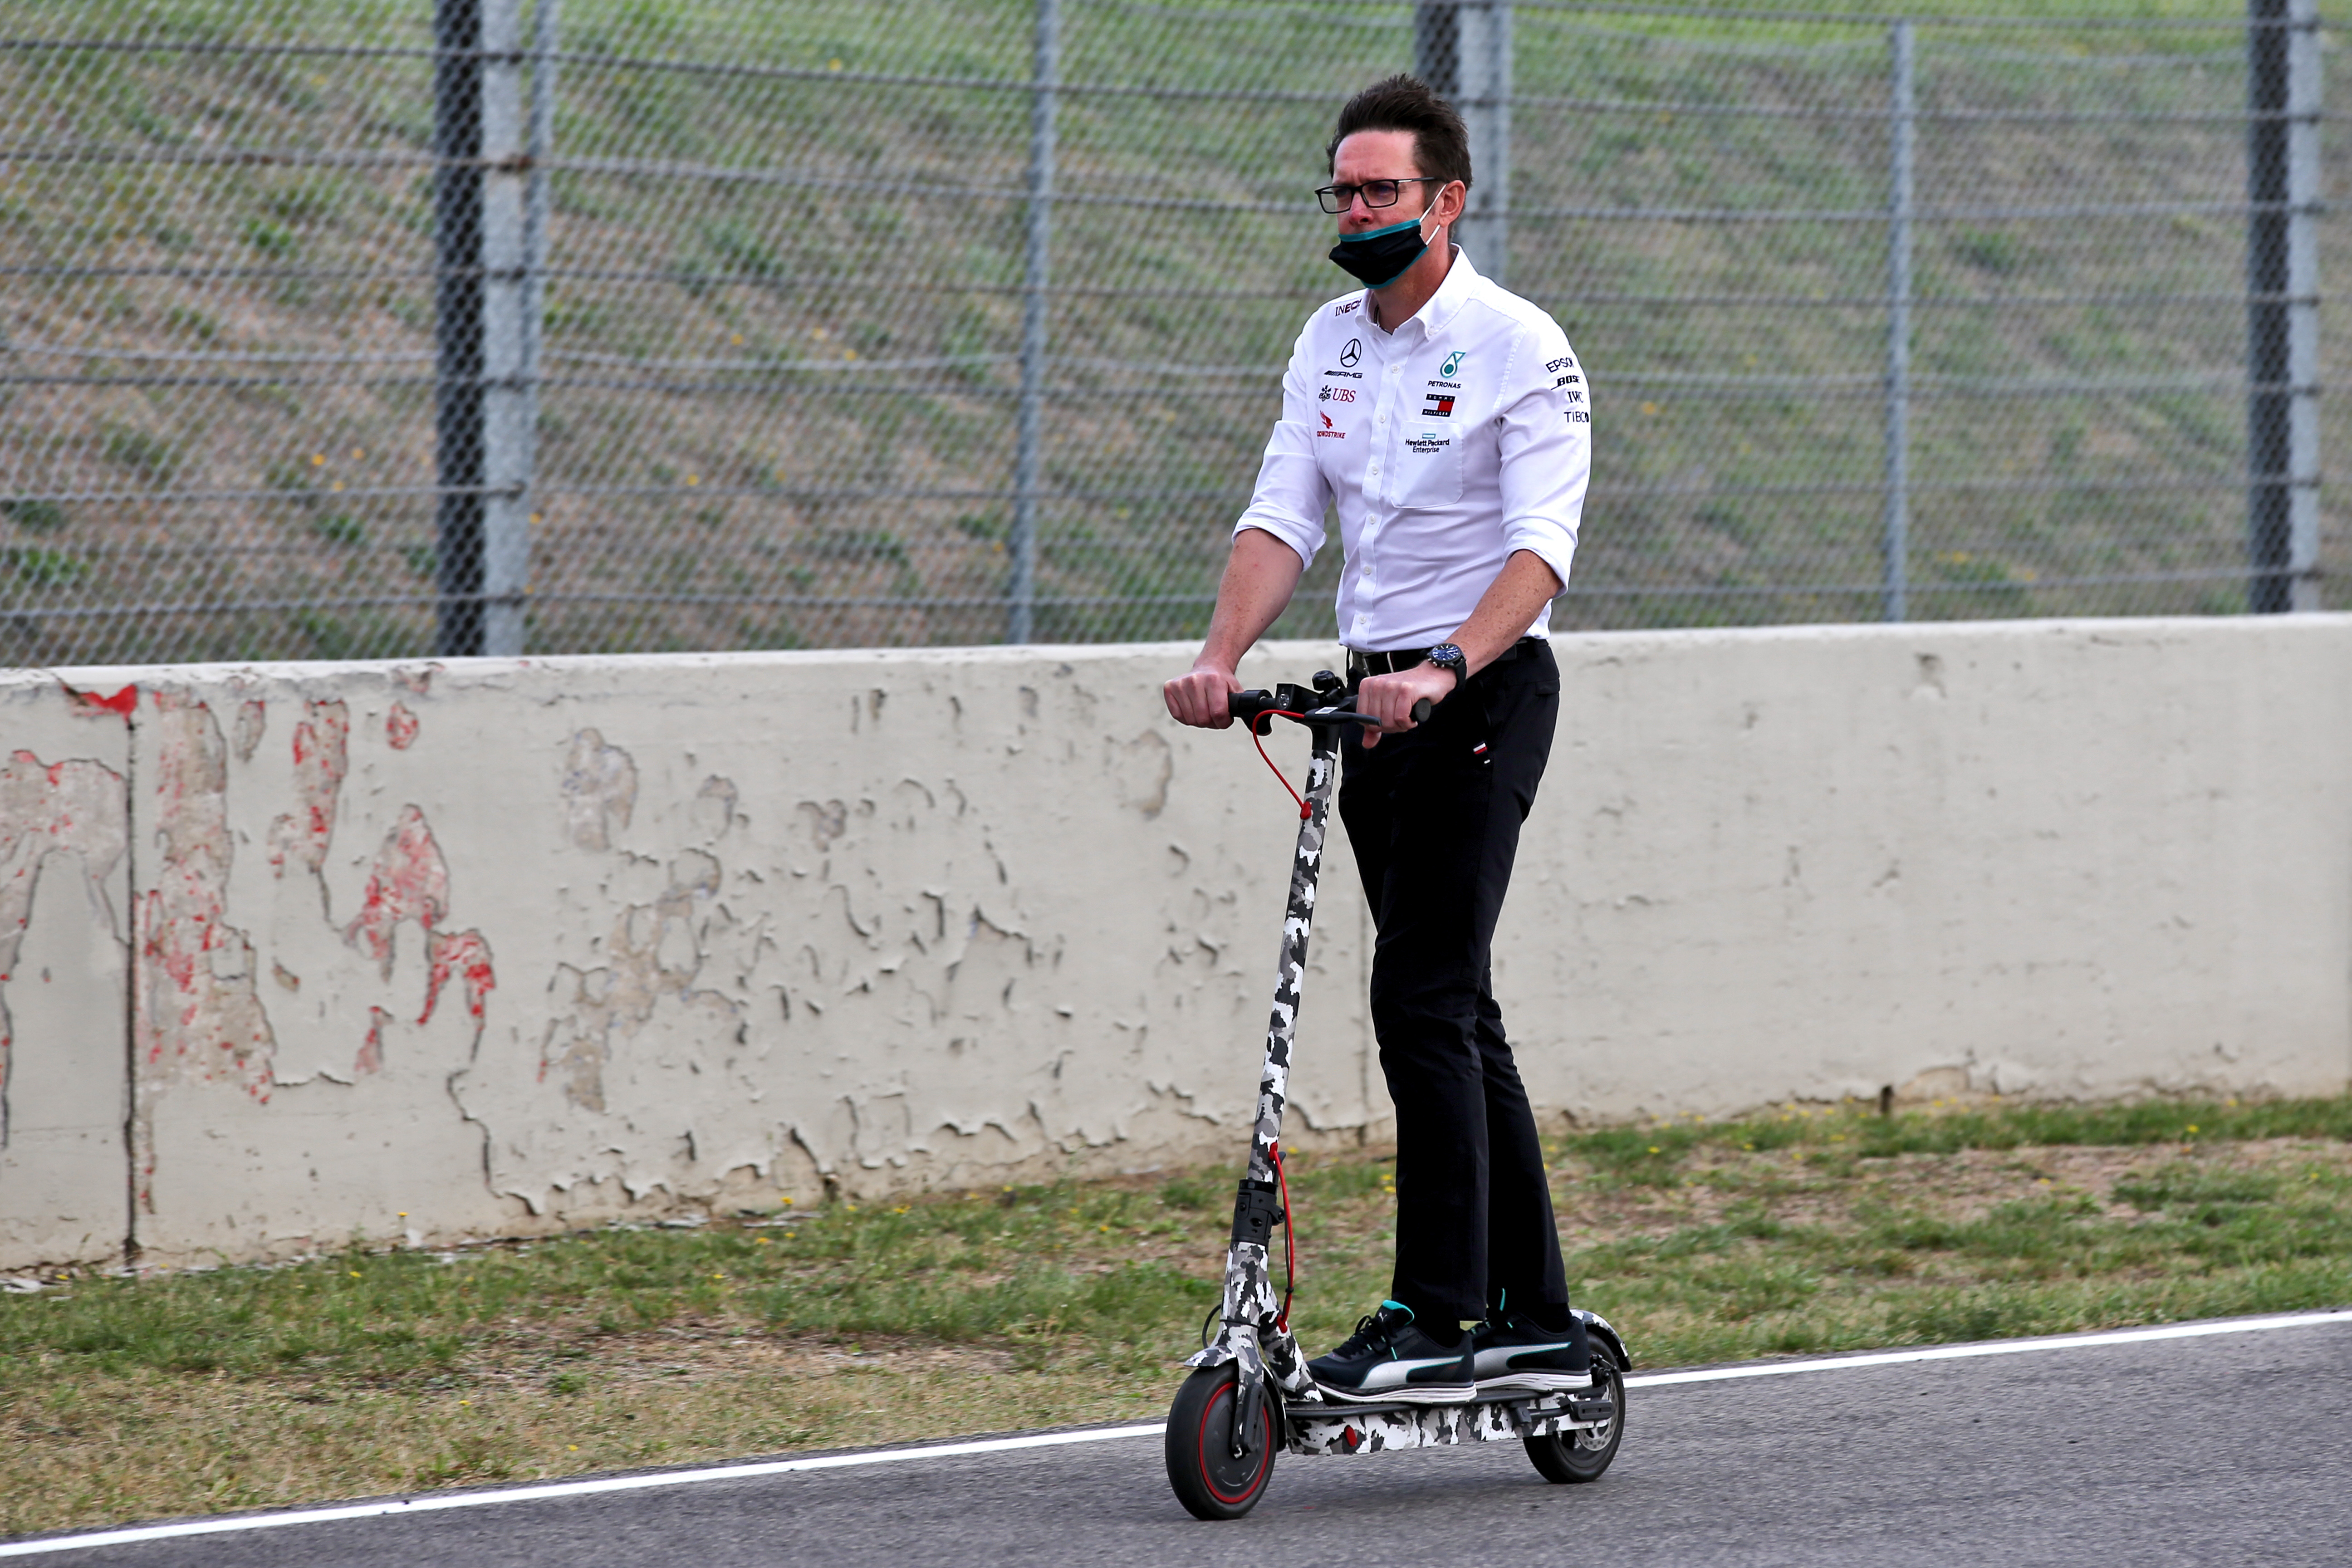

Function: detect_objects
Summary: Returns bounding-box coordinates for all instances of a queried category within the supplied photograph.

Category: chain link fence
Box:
[2,1,2340,666]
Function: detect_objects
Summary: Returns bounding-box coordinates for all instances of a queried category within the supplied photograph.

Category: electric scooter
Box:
[1163,670,1631,1521]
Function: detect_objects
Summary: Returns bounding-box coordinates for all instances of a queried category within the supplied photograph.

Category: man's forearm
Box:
[1193,527,1307,675]
[1445,549,1563,675]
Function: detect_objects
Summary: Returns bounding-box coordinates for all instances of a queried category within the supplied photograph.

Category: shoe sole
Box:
[1475,1370,1597,1394]
[1311,1381,1477,1406]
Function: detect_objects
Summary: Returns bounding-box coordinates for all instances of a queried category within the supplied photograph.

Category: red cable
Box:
[1245,713,1309,1326]
[1271,1142,1298,1332]
[1250,713,1312,820]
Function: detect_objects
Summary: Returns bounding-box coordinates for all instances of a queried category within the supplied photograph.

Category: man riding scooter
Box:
[1163,74,1595,1404]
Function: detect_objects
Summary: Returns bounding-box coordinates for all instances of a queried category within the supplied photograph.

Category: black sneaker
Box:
[1471,1311,1592,1394]
[1306,1301,1475,1404]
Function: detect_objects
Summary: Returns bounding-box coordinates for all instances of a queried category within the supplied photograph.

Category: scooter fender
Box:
[1573,1307,1632,1370]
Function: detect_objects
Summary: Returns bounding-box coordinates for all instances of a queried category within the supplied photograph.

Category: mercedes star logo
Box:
[1339,338,1361,368]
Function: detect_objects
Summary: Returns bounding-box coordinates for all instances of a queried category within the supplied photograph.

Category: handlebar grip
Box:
[1410,697,1432,724]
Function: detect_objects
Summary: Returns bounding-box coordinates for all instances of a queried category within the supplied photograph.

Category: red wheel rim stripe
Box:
[1194,1384,1270,1506]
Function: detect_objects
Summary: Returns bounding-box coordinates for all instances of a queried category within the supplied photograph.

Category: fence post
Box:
[1883,19,1914,623]
[2247,0,2323,613]
[432,0,486,656]
[432,0,532,657]
[1414,4,1509,284]
[1008,0,1058,645]
[1416,2,1458,92]
[478,0,539,657]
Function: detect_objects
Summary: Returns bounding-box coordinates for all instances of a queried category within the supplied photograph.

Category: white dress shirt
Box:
[1233,248,1590,652]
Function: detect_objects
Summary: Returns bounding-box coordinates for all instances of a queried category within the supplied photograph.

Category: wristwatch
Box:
[1423,643,1467,688]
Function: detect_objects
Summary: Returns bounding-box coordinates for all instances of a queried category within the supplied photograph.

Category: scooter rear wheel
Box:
[1523,1342,1626,1484]
[1165,1364,1279,1519]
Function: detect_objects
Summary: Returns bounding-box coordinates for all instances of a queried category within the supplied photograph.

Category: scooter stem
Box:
[1250,724,1338,1187]
[1186,720,1340,1416]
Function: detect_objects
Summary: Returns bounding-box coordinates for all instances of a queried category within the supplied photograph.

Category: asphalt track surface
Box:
[13,1313,2351,1567]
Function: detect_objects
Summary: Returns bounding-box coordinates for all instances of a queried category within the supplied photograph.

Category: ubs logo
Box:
[1338,338,1362,368]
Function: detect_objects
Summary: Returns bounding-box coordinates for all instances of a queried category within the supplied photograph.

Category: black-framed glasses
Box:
[1314,177,1442,215]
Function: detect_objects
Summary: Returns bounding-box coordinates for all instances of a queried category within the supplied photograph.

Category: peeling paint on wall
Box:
[562,730,637,852]
[386,703,420,751]
[344,805,449,975]
[232,701,267,763]
[266,701,348,881]
[0,752,127,1144]
[133,692,276,1211]
[539,848,730,1119]
[422,928,495,1048]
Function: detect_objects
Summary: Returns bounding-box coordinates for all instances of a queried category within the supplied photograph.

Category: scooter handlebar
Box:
[1227,687,1433,732]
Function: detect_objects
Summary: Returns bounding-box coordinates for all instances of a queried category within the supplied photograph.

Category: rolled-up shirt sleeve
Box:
[1494,319,1590,593]
[1232,320,1330,569]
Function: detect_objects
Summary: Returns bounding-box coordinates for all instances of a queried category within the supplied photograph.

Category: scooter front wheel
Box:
[1524,1342,1626,1484]
[1165,1364,1279,1519]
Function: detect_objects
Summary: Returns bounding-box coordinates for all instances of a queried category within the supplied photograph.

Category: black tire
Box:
[1523,1342,1625,1484]
[1165,1363,1279,1520]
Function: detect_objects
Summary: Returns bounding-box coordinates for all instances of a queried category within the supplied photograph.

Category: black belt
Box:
[1346,637,1539,680]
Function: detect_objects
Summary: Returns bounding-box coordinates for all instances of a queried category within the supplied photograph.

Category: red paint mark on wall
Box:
[422,928,496,1034]
[0,751,127,1145]
[356,1007,392,1076]
[62,683,137,720]
[386,702,420,750]
[267,701,350,878]
[344,805,450,976]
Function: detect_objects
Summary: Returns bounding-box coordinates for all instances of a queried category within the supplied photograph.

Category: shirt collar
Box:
[1422,245,1479,332]
[1370,245,1479,344]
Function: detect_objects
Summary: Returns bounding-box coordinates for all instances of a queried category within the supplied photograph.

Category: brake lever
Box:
[1307,698,1433,727]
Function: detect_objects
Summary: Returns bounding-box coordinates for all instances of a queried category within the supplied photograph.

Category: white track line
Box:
[1621,1308,2352,1389]
[5,1308,2348,1559]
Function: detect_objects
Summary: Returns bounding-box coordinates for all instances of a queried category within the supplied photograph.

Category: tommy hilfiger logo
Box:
[1422,393,1455,417]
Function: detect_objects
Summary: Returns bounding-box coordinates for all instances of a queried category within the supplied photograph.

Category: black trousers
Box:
[1339,639,1569,1324]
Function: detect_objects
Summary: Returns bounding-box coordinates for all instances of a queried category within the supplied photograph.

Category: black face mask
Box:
[1328,204,1436,290]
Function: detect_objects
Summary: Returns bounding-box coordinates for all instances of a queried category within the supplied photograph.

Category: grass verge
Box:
[5,1093,2349,1536]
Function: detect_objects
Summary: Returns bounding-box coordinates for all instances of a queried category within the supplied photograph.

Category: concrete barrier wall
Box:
[3,617,2347,1269]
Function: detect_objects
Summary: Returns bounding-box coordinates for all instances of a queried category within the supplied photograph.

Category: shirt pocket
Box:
[1391,422,1465,510]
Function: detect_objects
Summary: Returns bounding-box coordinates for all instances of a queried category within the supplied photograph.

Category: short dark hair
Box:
[1326,74,1472,191]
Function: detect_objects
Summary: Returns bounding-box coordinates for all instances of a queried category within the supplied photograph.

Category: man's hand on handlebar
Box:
[1164,663,1243,729]
[1354,663,1456,749]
